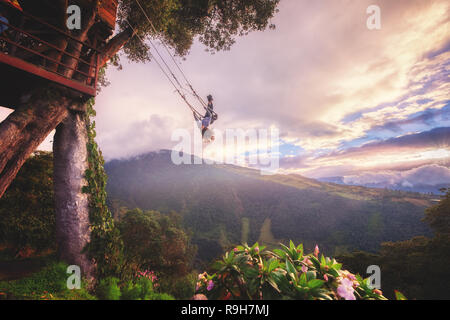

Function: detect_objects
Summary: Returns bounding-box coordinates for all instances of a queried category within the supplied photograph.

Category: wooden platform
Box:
[0,52,96,97]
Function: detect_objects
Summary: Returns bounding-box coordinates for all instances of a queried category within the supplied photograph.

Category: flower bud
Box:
[314,245,319,257]
[373,289,383,295]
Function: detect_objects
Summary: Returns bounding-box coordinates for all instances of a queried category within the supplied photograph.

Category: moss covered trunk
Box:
[53,110,94,280]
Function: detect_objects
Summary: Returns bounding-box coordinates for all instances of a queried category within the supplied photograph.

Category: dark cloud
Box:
[371,104,450,133]
[326,127,450,159]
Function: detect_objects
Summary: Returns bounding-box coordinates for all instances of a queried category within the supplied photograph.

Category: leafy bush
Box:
[339,189,450,300]
[0,152,55,254]
[196,242,387,300]
[0,261,95,300]
[121,272,155,300]
[96,277,121,300]
[120,271,176,300]
[118,209,196,280]
[147,292,175,300]
[159,272,197,300]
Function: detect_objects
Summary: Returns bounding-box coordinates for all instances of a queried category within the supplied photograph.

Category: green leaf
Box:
[289,240,295,250]
[296,243,303,257]
[309,256,321,270]
[305,271,316,282]
[299,272,307,286]
[279,243,291,253]
[317,292,333,300]
[328,268,340,278]
[268,258,279,273]
[395,290,407,300]
[286,259,296,275]
[272,249,286,258]
[267,277,281,293]
[307,279,324,289]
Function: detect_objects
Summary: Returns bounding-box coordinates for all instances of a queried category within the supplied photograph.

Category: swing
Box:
[126,0,219,130]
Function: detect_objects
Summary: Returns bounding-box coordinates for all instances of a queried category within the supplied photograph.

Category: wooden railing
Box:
[0,1,101,96]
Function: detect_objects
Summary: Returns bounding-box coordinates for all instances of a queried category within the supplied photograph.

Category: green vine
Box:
[82,97,124,280]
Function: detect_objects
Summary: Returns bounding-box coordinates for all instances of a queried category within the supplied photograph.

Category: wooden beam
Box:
[0,52,96,96]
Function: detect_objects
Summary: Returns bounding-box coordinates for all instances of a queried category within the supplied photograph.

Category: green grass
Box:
[0,261,95,300]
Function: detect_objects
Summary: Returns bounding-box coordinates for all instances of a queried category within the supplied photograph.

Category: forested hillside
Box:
[105,150,433,264]
[1,152,447,300]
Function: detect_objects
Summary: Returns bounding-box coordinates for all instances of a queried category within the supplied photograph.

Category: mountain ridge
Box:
[105,150,433,264]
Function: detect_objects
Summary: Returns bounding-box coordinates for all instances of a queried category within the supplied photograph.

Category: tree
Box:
[0,151,55,255]
[0,0,280,278]
[118,209,196,279]
[338,191,450,299]
[423,188,449,235]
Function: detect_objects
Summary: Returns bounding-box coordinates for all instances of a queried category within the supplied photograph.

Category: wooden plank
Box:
[98,0,118,30]
[0,52,96,96]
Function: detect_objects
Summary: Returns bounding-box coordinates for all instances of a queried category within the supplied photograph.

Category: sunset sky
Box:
[1,0,449,189]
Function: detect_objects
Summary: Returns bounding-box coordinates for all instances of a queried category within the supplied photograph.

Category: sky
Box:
[1,0,449,190]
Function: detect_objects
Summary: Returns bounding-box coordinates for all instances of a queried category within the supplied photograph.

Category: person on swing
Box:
[193,94,217,142]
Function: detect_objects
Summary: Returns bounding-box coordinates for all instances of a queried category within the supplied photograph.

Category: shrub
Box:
[121,272,155,300]
[0,152,55,254]
[0,261,95,300]
[120,282,143,300]
[96,277,121,300]
[118,209,196,280]
[196,242,388,300]
[159,272,197,300]
[147,292,175,300]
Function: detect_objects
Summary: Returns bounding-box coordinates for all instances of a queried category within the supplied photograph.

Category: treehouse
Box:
[0,0,118,107]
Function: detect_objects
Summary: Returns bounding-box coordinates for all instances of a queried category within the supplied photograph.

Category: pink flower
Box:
[207,280,214,291]
[301,265,308,273]
[314,245,319,257]
[233,248,239,252]
[254,247,260,253]
[373,289,383,296]
[347,274,356,281]
[323,274,328,281]
[337,278,356,300]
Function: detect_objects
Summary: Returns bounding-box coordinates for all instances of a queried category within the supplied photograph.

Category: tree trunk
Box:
[0,87,72,198]
[53,110,94,280]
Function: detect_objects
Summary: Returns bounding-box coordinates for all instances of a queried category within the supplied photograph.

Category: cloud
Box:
[327,127,450,158]
[97,114,184,160]
[281,127,450,179]
[370,103,450,133]
[93,0,450,157]
[343,164,450,187]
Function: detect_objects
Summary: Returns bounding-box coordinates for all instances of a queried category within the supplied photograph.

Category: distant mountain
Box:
[318,177,447,194]
[105,150,433,264]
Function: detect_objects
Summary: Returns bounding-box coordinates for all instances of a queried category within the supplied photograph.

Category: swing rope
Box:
[134,0,211,111]
[124,19,204,118]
